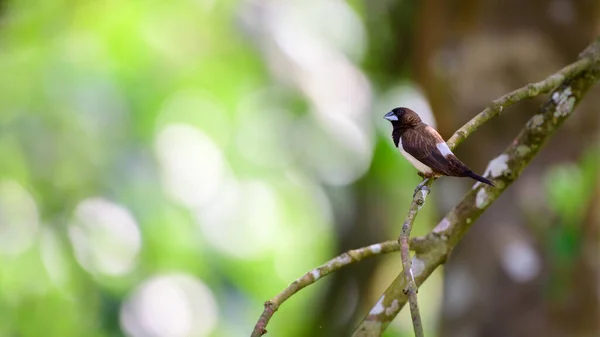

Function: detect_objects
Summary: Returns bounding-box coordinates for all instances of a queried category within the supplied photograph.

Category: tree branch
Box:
[446,52,597,149]
[251,240,403,336]
[251,37,600,337]
[398,187,431,337]
[353,37,600,336]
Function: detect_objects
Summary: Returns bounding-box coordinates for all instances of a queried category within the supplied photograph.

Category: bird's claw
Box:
[413,185,430,198]
[413,178,431,198]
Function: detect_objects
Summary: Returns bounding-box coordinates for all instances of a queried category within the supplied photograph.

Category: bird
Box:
[383,107,494,195]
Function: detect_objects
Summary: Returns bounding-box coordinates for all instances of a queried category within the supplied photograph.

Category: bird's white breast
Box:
[398,137,432,174]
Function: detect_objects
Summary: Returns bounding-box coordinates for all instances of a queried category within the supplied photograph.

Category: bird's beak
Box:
[383,111,398,121]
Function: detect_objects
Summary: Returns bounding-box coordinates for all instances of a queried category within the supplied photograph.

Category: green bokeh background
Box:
[0,1,598,337]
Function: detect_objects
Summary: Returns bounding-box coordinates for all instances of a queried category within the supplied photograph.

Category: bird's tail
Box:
[464,170,495,187]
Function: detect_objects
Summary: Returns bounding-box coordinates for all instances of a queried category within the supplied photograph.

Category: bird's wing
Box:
[401,127,468,176]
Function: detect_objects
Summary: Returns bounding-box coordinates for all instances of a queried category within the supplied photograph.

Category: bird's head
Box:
[383,107,422,127]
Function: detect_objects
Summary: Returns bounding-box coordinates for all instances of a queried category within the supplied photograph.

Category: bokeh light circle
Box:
[68,197,142,276]
[0,180,39,255]
[120,273,218,337]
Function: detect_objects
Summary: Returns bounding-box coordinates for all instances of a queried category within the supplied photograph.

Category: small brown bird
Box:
[384,107,494,194]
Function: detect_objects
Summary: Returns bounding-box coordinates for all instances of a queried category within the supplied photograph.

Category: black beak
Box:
[383,111,398,121]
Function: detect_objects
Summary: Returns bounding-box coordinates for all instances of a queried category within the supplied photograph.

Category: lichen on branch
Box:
[353,37,600,336]
[252,37,600,337]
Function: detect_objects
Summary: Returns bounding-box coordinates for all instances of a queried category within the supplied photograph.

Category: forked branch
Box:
[252,37,600,337]
[353,37,600,336]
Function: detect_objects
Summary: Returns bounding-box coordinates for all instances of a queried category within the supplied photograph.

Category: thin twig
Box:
[250,240,401,336]
[252,36,600,337]
[251,185,433,337]
[399,187,430,337]
[353,37,600,336]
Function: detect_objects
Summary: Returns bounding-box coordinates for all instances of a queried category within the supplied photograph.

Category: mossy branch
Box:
[252,37,600,337]
[398,186,431,337]
[352,37,600,336]
[251,240,403,337]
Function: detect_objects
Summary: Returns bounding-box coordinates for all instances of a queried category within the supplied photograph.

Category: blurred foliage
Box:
[0,1,597,337]
[0,1,359,336]
[543,146,599,299]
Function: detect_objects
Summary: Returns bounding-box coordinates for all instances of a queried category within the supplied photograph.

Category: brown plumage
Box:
[384,107,494,187]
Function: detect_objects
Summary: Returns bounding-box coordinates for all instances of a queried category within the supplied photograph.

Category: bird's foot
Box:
[413,178,431,198]
[413,185,430,198]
